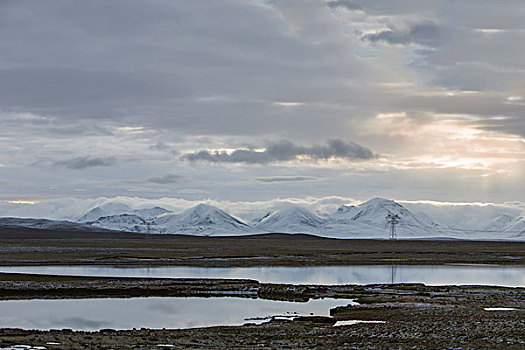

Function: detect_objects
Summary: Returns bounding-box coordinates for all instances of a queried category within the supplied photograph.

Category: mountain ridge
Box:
[2,198,523,239]
[73,199,525,238]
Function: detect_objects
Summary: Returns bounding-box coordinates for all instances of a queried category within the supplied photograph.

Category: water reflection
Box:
[0,297,354,331]
[1,265,523,287]
[390,264,395,284]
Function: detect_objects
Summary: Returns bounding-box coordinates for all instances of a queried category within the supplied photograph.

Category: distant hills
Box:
[1,197,523,239]
[0,217,112,232]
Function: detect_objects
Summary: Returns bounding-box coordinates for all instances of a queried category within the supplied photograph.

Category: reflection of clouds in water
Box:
[0,265,523,287]
[0,297,353,331]
[391,265,525,286]
[50,317,110,330]
[147,300,183,314]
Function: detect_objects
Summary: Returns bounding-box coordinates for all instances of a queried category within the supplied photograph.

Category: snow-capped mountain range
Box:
[1,197,523,239]
[45,198,523,239]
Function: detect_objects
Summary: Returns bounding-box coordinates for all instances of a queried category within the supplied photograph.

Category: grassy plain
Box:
[1,226,524,266]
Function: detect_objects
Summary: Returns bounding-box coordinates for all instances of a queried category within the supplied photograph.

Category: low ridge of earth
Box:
[1,227,525,267]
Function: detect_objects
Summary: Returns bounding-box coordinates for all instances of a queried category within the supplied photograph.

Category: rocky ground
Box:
[0,310,523,350]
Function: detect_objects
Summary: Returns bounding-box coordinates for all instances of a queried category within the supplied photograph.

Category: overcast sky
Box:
[1,0,524,206]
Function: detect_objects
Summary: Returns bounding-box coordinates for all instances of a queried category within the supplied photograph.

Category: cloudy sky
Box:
[1,0,524,207]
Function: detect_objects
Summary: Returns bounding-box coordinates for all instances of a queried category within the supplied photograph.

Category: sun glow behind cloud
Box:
[362,111,524,174]
[6,200,39,204]
[273,102,306,107]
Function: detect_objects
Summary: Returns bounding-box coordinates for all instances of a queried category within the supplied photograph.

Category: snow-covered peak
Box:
[350,198,410,220]
[78,203,133,223]
[134,206,172,220]
[328,197,437,236]
[362,197,392,205]
[153,203,250,235]
[78,207,106,223]
[331,204,360,223]
[360,197,403,210]
[99,202,132,213]
[78,203,171,223]
[255,206,325,233]
[182,203,219,216]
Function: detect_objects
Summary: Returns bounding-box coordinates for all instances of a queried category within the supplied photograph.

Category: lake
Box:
[0,264,524,287]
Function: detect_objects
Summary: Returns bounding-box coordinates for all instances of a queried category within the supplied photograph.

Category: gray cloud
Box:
[255,176,319,182]
[0,68,189,109]
[149,142,171,151]
[182,139,375,164]
[326,1,363,11]
[0,0,523,203]
[0,0,372,138]
[55,156,117,169]
[363,20,439,46]
[147,174,185,184]
[47,125,113,136]
[148,142,179,156]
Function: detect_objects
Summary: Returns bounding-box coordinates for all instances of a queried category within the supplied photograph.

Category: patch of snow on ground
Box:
[333,320,386,327]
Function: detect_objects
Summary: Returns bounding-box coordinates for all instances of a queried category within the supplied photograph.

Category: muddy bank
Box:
[2,272,524,305]
[0,273,260,300]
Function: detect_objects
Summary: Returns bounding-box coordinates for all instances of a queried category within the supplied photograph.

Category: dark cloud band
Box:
[255,176,319,183]
[363,20,439,46]
[181,139,375,164]
[55,156,117,169]
[147,174,185,184]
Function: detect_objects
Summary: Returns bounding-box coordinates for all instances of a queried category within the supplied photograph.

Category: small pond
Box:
[0,297,354,331]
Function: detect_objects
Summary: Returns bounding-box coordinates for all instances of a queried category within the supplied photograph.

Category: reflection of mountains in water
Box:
[390,264,397,284]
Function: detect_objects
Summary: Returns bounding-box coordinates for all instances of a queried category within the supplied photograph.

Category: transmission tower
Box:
[386,214,400,240]
[141,221,157,239]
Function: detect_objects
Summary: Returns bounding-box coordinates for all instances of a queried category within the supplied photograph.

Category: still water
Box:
[0,297,354,331]
[1,265,524,287]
